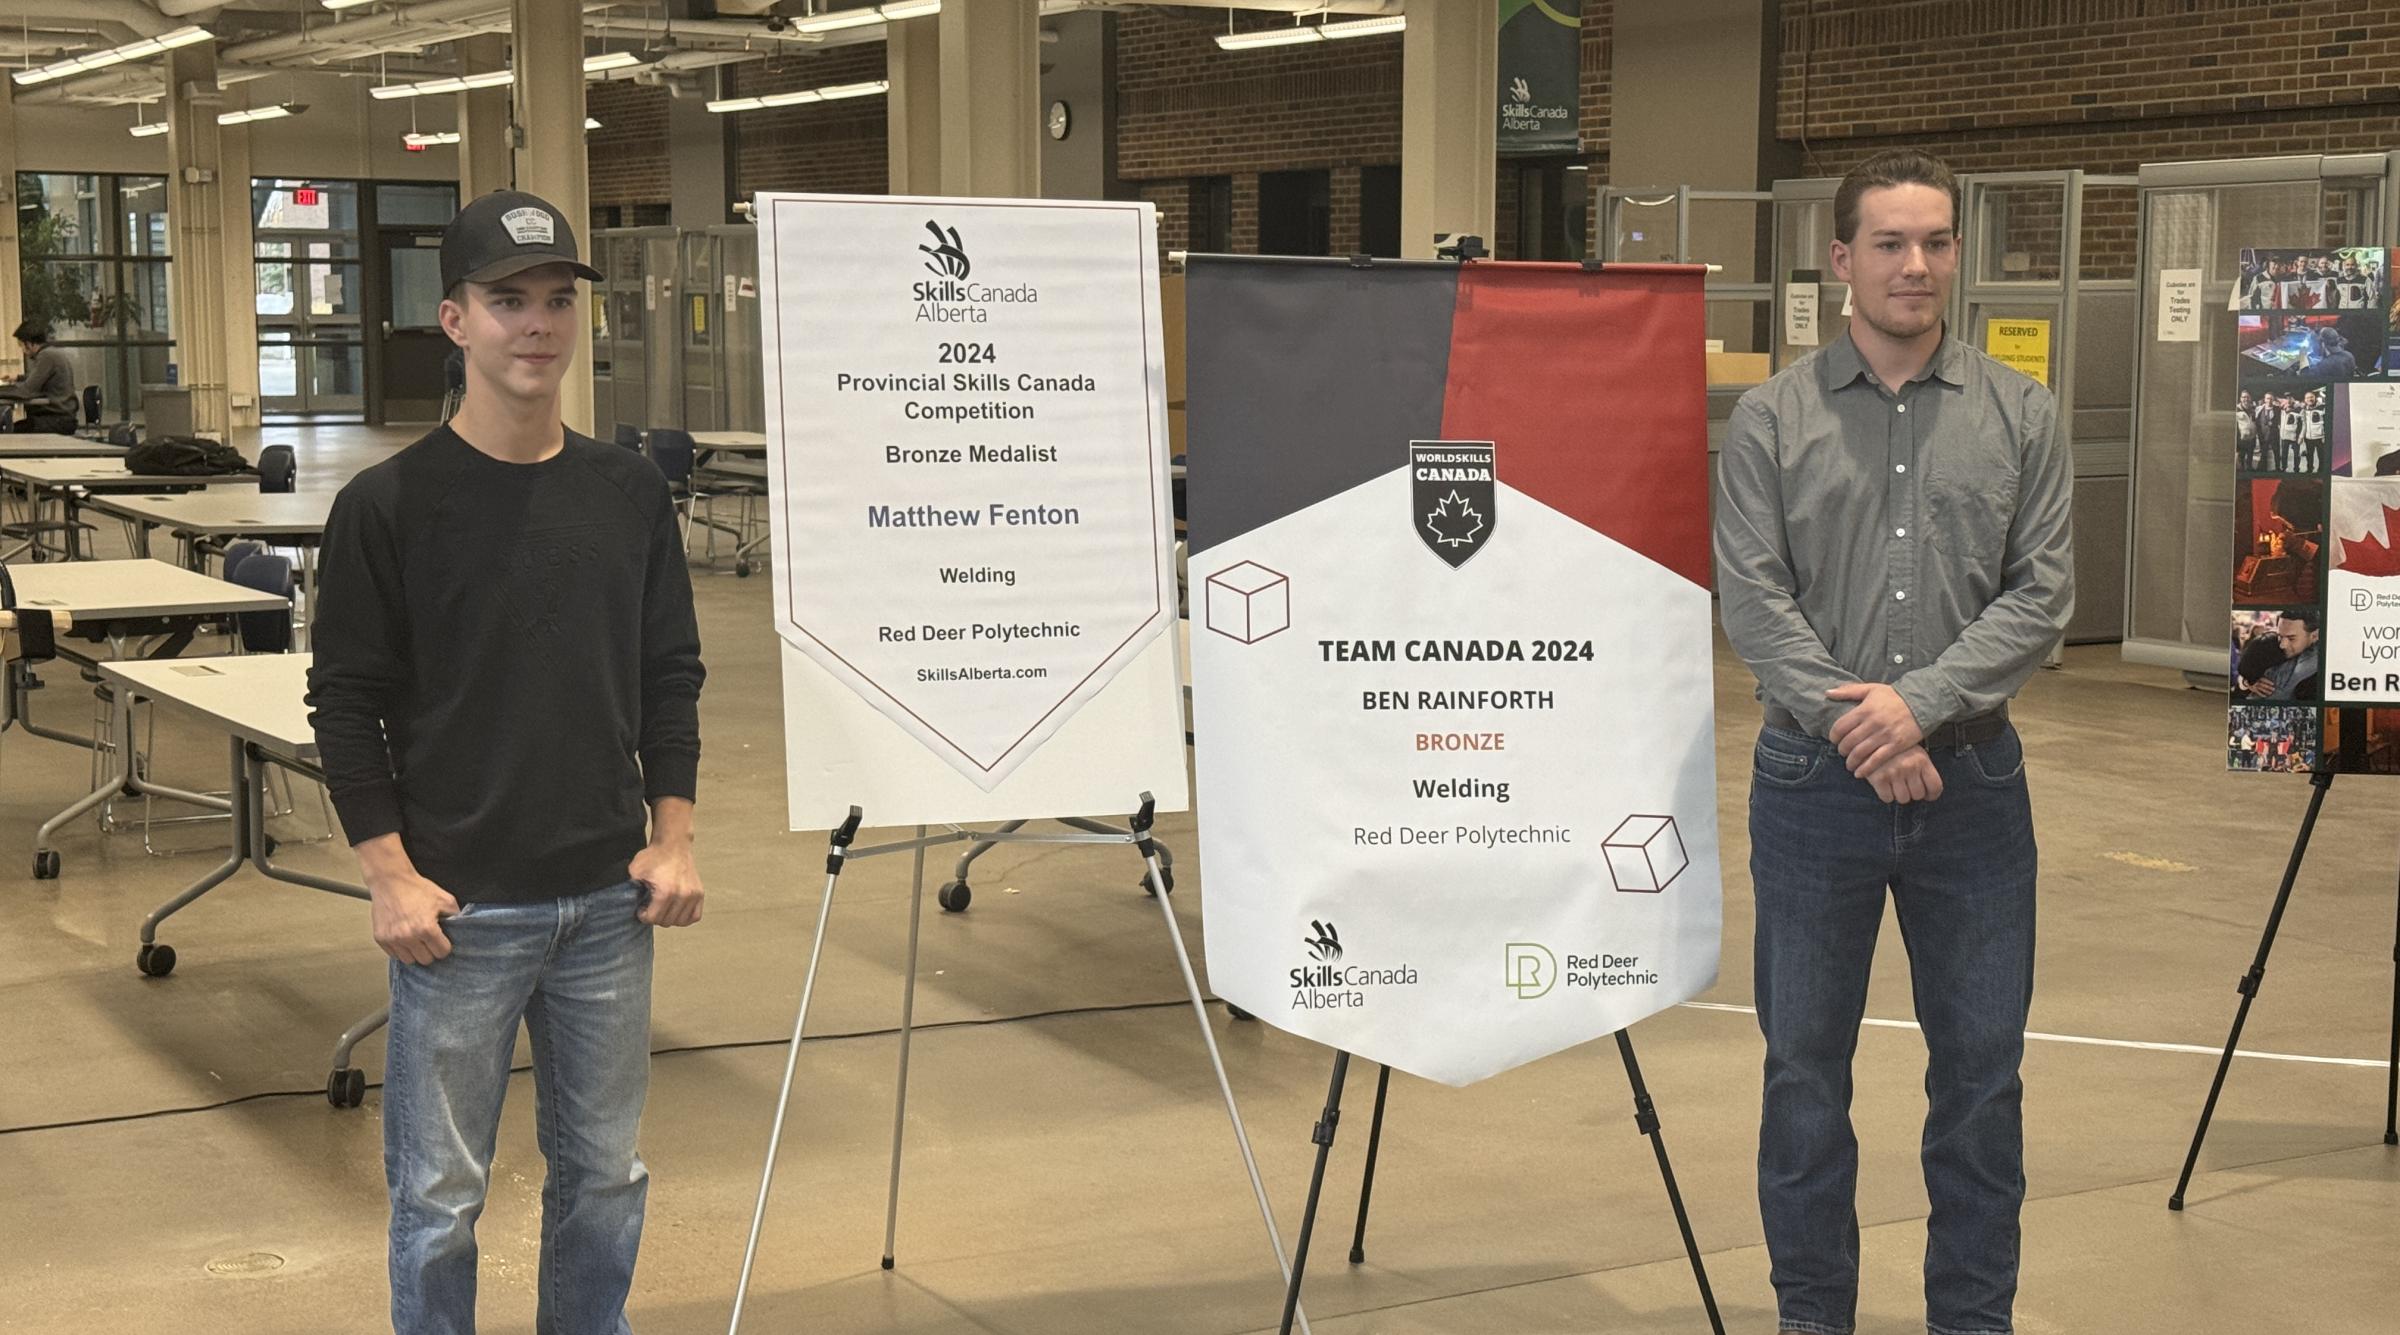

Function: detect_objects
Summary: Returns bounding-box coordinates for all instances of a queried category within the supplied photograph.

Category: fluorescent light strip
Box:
[706,78,888,115]
[219,103,302,125]
[1320,15,1406,39]
[323,0,377,9]
[370,53,629,101]
[404,131,461,148]
[1214,26,1323,49]
[1213,14,1406,49]
[128,121,168,138]
[14,24,212,87]
[794,1,941,34]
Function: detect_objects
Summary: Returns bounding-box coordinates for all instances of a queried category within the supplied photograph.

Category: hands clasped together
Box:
[1826,682,1944,805]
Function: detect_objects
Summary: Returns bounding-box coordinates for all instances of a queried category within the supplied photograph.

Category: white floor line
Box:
[1676,1001,2392,1069]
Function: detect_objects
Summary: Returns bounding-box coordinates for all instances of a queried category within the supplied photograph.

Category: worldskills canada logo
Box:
[918,219,970,279]
[1509,76,1532,103]
[1411,440,1497,569]
[1303,919,1343,961]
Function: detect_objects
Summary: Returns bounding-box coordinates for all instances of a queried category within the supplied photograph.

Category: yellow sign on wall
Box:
[1984,317,2051,387]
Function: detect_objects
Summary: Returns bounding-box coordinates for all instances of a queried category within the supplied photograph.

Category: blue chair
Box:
[644,428,703,553]
[257,445,296,494]
[225,550,293,653]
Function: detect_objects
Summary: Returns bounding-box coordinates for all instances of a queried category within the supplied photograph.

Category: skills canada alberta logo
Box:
[918,219,970,280]
[1291,921,1416,1012]
[910,217,1039,325]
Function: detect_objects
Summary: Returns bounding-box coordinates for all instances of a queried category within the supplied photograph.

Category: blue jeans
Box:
[1749,725,2037,1335]
[385,879,655,1335]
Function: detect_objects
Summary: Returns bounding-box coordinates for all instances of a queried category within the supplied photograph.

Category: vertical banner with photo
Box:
[2227,246,2394,771]
[1497,0,1581,155]
[755,194,1189,828]
[1185,258,1720,1087]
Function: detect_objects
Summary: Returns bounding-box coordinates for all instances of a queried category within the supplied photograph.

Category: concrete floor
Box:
[1,424,2396,1333]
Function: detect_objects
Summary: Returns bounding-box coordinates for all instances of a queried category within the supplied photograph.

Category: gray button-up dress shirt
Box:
[1713,329,2075,738]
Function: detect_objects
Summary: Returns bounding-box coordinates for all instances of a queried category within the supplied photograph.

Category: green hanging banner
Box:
[1497,0,1581,156]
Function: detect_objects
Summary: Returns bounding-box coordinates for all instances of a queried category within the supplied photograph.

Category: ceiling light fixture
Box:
[128,121,168,138]
[706,78,889,115]
[370,53,644,100]
[794,1,941,35]
[219,103,305,125]
[582,50,641,73]
[322,0,379,10]
[1213,14,1406,50]
[403,131,461,148]
[13,25,212,87]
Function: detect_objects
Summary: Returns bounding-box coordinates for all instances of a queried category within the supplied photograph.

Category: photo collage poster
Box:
[2228,246,2400,773]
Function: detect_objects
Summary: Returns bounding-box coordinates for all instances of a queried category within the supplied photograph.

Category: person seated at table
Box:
[3,321,80,434]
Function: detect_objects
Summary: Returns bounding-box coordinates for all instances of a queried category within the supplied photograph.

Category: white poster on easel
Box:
[754,193,1188,830]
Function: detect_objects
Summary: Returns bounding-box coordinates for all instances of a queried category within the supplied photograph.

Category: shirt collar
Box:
[1818,326,1968,392]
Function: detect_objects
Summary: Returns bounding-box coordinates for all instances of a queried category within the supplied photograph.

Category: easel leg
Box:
[1347,1063,1392,1264]
[1616,1031,1725,1335]
[2171,768,2334,1209]
[1129,794,1310,1335]
[2386,859,2398,1146]
[1278,1052,1350,1335]
[882,827,930,1269]
[729,809,862,1335]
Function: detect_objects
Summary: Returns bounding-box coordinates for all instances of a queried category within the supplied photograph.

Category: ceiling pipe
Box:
[219,0,536,64]
[0,0,173,39]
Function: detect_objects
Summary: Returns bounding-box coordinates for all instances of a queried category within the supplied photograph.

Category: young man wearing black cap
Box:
[307,189,706,1334]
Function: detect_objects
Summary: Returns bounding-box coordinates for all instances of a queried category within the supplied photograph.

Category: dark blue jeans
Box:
[1749,725,2037,1335]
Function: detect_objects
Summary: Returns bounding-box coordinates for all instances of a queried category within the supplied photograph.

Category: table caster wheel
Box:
[33,849,59,879]
[262,835,280,859]
[1141,867,1175,896]
[327,1067,366,1109]
[137,942,177,977]
[937,882,971,913]
[736,560,754,578]
[1228,1004,1256,1022]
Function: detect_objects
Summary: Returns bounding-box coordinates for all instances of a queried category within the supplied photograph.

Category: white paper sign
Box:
[644,274,656,311]
[2158,268,2203,341]
[723,273,738,315]
[1785,282,1820,346]
[755,193,1188,829]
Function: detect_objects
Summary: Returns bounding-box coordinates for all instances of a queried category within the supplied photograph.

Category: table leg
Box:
[135,734,251,967]
[33,671,232,877]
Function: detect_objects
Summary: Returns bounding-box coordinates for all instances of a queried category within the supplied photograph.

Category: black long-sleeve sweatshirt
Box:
[305,427,705,904]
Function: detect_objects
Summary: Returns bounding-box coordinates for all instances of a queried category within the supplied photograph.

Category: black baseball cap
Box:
[441,189,602,293]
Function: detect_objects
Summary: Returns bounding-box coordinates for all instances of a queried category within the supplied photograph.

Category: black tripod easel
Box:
[2169,767,2400,1211]
[1274,1032,1727,1335]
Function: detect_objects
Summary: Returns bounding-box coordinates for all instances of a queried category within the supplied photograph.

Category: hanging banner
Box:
[2226,245,2398,773]
[1497,0,1581,156]
[756,193,1187,828]
[1186,258,1721,1086]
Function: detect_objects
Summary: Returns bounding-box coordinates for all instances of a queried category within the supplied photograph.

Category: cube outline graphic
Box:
[1603,813,1687,893]
[1204,560,1291,645]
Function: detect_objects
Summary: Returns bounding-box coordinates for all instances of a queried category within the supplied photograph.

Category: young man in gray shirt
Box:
[1714,150,2074,1335]
[6,321,79,433]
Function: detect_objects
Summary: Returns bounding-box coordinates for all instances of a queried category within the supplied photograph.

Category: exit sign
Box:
[294,187,320,205]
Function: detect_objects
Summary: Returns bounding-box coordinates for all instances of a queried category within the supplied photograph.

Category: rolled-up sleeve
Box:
[1713,393,1861,735]
[1892,388,2075,731]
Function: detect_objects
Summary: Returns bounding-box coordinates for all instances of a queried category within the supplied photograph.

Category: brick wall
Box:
[728,45,891,198]
[1778,1,2400,277]
[586,81,671,217]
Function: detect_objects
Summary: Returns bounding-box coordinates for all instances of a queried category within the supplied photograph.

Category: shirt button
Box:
[1894,526,1907,537]
[1895,464,1907,474]
[1894,590,1907,601]
[1893,654,1906,664]
[1897,403,1908,414]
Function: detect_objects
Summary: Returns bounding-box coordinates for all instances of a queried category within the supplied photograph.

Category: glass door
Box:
[254,181,365,420]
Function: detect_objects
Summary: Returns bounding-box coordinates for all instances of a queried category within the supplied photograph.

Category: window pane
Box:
[253,180,360,232]
[390,247,444,330]
[125,261,172,339]
[28,260,110,338]
[19,172,103,258]
[120,177,170,257]
[308,262,364,318]
[256,261,296,317]
[377,183,458,226]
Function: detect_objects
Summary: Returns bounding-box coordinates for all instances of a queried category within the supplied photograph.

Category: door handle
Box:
[381,320,393,338]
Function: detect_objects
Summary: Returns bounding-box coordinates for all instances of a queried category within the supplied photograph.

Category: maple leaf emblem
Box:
[2340,501,2400,577]
[1425,490,1485,547]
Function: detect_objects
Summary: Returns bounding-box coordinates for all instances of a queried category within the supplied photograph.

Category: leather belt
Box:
[1763,703,2009,752]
